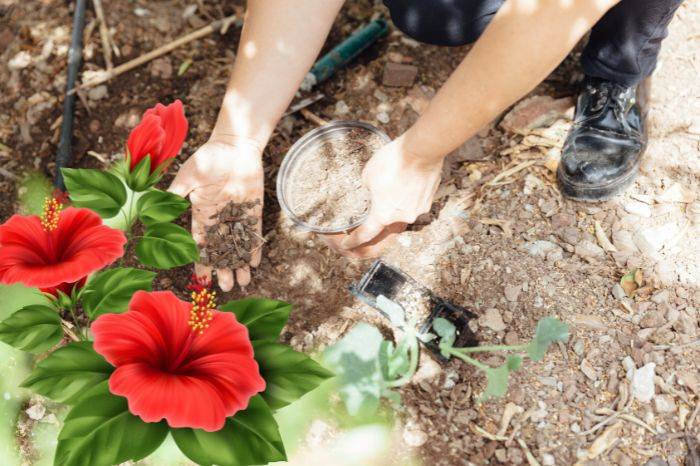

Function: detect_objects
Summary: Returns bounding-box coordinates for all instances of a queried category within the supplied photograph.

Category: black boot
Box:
[557,77,648,201]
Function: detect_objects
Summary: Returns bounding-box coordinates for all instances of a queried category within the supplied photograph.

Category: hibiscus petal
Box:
[109,363,229,431]
[144,100,188,168]
[127,114,166,171]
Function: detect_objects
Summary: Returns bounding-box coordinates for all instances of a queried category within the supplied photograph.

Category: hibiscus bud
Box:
[125,100,188,191]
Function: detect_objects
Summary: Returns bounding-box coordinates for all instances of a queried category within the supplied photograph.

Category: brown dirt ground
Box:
[1,1,698,465]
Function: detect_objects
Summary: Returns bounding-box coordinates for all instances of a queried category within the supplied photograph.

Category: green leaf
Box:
[81,268,155,318]
[506,354,523,371]
[127,155,153,192]
[54,386,168,466]
[252,341,333,410]
[21,342,113,404]
[136,189,189,225]
[378,339,410,380]
[323,323,385,417]
[136,222,199,269]
[432,317,456,357]
[220,298,291,342]
[62,168,127,218]
[527,317,569,361]
[0,305,62,353]
[171,395,286,466]
[481,364,511,400]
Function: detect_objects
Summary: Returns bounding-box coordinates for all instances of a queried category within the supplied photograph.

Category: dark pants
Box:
[383,0,683,87]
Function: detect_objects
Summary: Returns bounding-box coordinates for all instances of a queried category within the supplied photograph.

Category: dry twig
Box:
[92,0,114,69]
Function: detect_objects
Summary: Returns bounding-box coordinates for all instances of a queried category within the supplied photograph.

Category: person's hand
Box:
[333,137,443,258]
[169,138,264,291]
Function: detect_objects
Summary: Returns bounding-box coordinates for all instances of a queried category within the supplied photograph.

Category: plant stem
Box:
[385,336,419,388]
[60,320,81,342]
[448,349,490,372]
[451,343,528,354]
[66,306,84,341]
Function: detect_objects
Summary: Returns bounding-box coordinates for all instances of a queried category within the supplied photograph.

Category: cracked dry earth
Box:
[2,0,698,465]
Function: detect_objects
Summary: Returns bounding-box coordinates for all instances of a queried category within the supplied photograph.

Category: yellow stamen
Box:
[188,289,216,335]
[40,197,62,232]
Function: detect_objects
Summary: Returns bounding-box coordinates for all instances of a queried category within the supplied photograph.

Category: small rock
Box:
[25,403,45,420]
[612,229,638,253]
[504,284,521,302]
[657,182,696,204]
[159,277,173,289]
[9,50,32,70]
[334,100,349,115]
[580,358,598,381]
[504,331,519,345]
[480,308,506,332]
[651,289,669,304]
[551,212,575,229]
[541,453,556,466]
[382,62,418,87]
[500,95,574,135]
[612,284,627,300]
[521,240,562,258]
[507,447,524,465]
[623,199,652,217]
[653,394,676,413]
[87,85,108,101]
[402,423,427,447]
[643,457,668,466]
[152,15,172,33]
[640,310,665,328]
[631,362,656,403]
[560,226,581,245]
[150,57,173,79]
[575,240,605,259]
[404,85,434,114]
[376,111,390,124]
[89,120,101,133]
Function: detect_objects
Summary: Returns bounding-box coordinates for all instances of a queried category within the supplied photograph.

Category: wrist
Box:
[395,134,444,170]
[208,132,266,154]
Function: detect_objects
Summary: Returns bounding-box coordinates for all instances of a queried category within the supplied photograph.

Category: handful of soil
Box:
[287,128,385,230]
[199,200,262,270]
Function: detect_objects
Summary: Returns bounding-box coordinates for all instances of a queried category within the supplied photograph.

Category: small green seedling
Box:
[323,295,434,417]
[433,316,569,401]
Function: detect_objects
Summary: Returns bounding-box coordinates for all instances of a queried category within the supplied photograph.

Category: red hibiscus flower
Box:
[92,290,266,432]
[0,199,126,295]
[127,100,188,174]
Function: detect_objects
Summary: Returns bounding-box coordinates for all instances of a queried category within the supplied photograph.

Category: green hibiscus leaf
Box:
[220,298,291,342]
[252,341,333,410]
[0,304,62,353]
[171,395,286,466]
[62,168,127,218]
[54,386,168,466]
[136,189,189,225]
[81,268,155,319]
[21,342,113,404]
[527,317,569,361]
[481,364,510,401]
[136,222,199,269]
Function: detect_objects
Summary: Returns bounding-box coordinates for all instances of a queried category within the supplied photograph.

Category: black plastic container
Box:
[350,260,478,360]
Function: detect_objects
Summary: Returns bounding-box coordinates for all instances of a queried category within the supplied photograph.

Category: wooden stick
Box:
[92,0,113,69]
[300,108,329,126]
[70,14,237,94]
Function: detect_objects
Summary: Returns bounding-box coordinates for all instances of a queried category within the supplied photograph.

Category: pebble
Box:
[150,57,173,79]
[612,229,638,252]
[643,457,668,466]
[653,394,676,413]
[559,227,581,245]
[334,100,349,115]
[499,95,573,135]
[9,50,32,70]
[504,284,521,302]
[25,403,45,420]
[87,85,108,101]
[640,310,665,328]
[402,423,428,446]
[651,289,670,304]
[521,240,561,258]
[580,358,598,381]
[382,62,418,87]
[504,331,519,345]
[575,240,605,259]
[551,212,574,229]
[479,308,506,332]
[377,111,390,124]
[631,362,656,403]
[623,199,652,217]
[541,453,556,466]
[612,284,627,300]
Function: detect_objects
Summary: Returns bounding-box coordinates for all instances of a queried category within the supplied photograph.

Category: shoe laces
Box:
[583,79,637,130]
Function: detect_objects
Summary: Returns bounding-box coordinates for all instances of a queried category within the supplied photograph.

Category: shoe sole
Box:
[556,156,642,203]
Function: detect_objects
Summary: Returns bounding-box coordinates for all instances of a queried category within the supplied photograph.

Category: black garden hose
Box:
[54,0,87,190]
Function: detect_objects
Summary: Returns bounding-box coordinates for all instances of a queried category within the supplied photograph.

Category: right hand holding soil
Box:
[334,137,442,257]
[169,139,264,291]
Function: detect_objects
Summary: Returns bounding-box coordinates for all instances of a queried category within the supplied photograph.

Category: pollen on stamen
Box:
[40,197,63,232]
[188,288,216,335]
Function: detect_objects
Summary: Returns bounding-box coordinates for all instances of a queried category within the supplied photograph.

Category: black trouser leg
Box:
[581,0,684,87]
[384,0,682,86]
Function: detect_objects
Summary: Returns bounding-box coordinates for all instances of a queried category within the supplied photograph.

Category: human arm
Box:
[169,0,345,290]
[340,0,621,253]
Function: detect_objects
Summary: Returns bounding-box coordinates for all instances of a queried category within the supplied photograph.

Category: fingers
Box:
[235,266,251,287]
[216,268,235,292]
[340,216,386,250]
